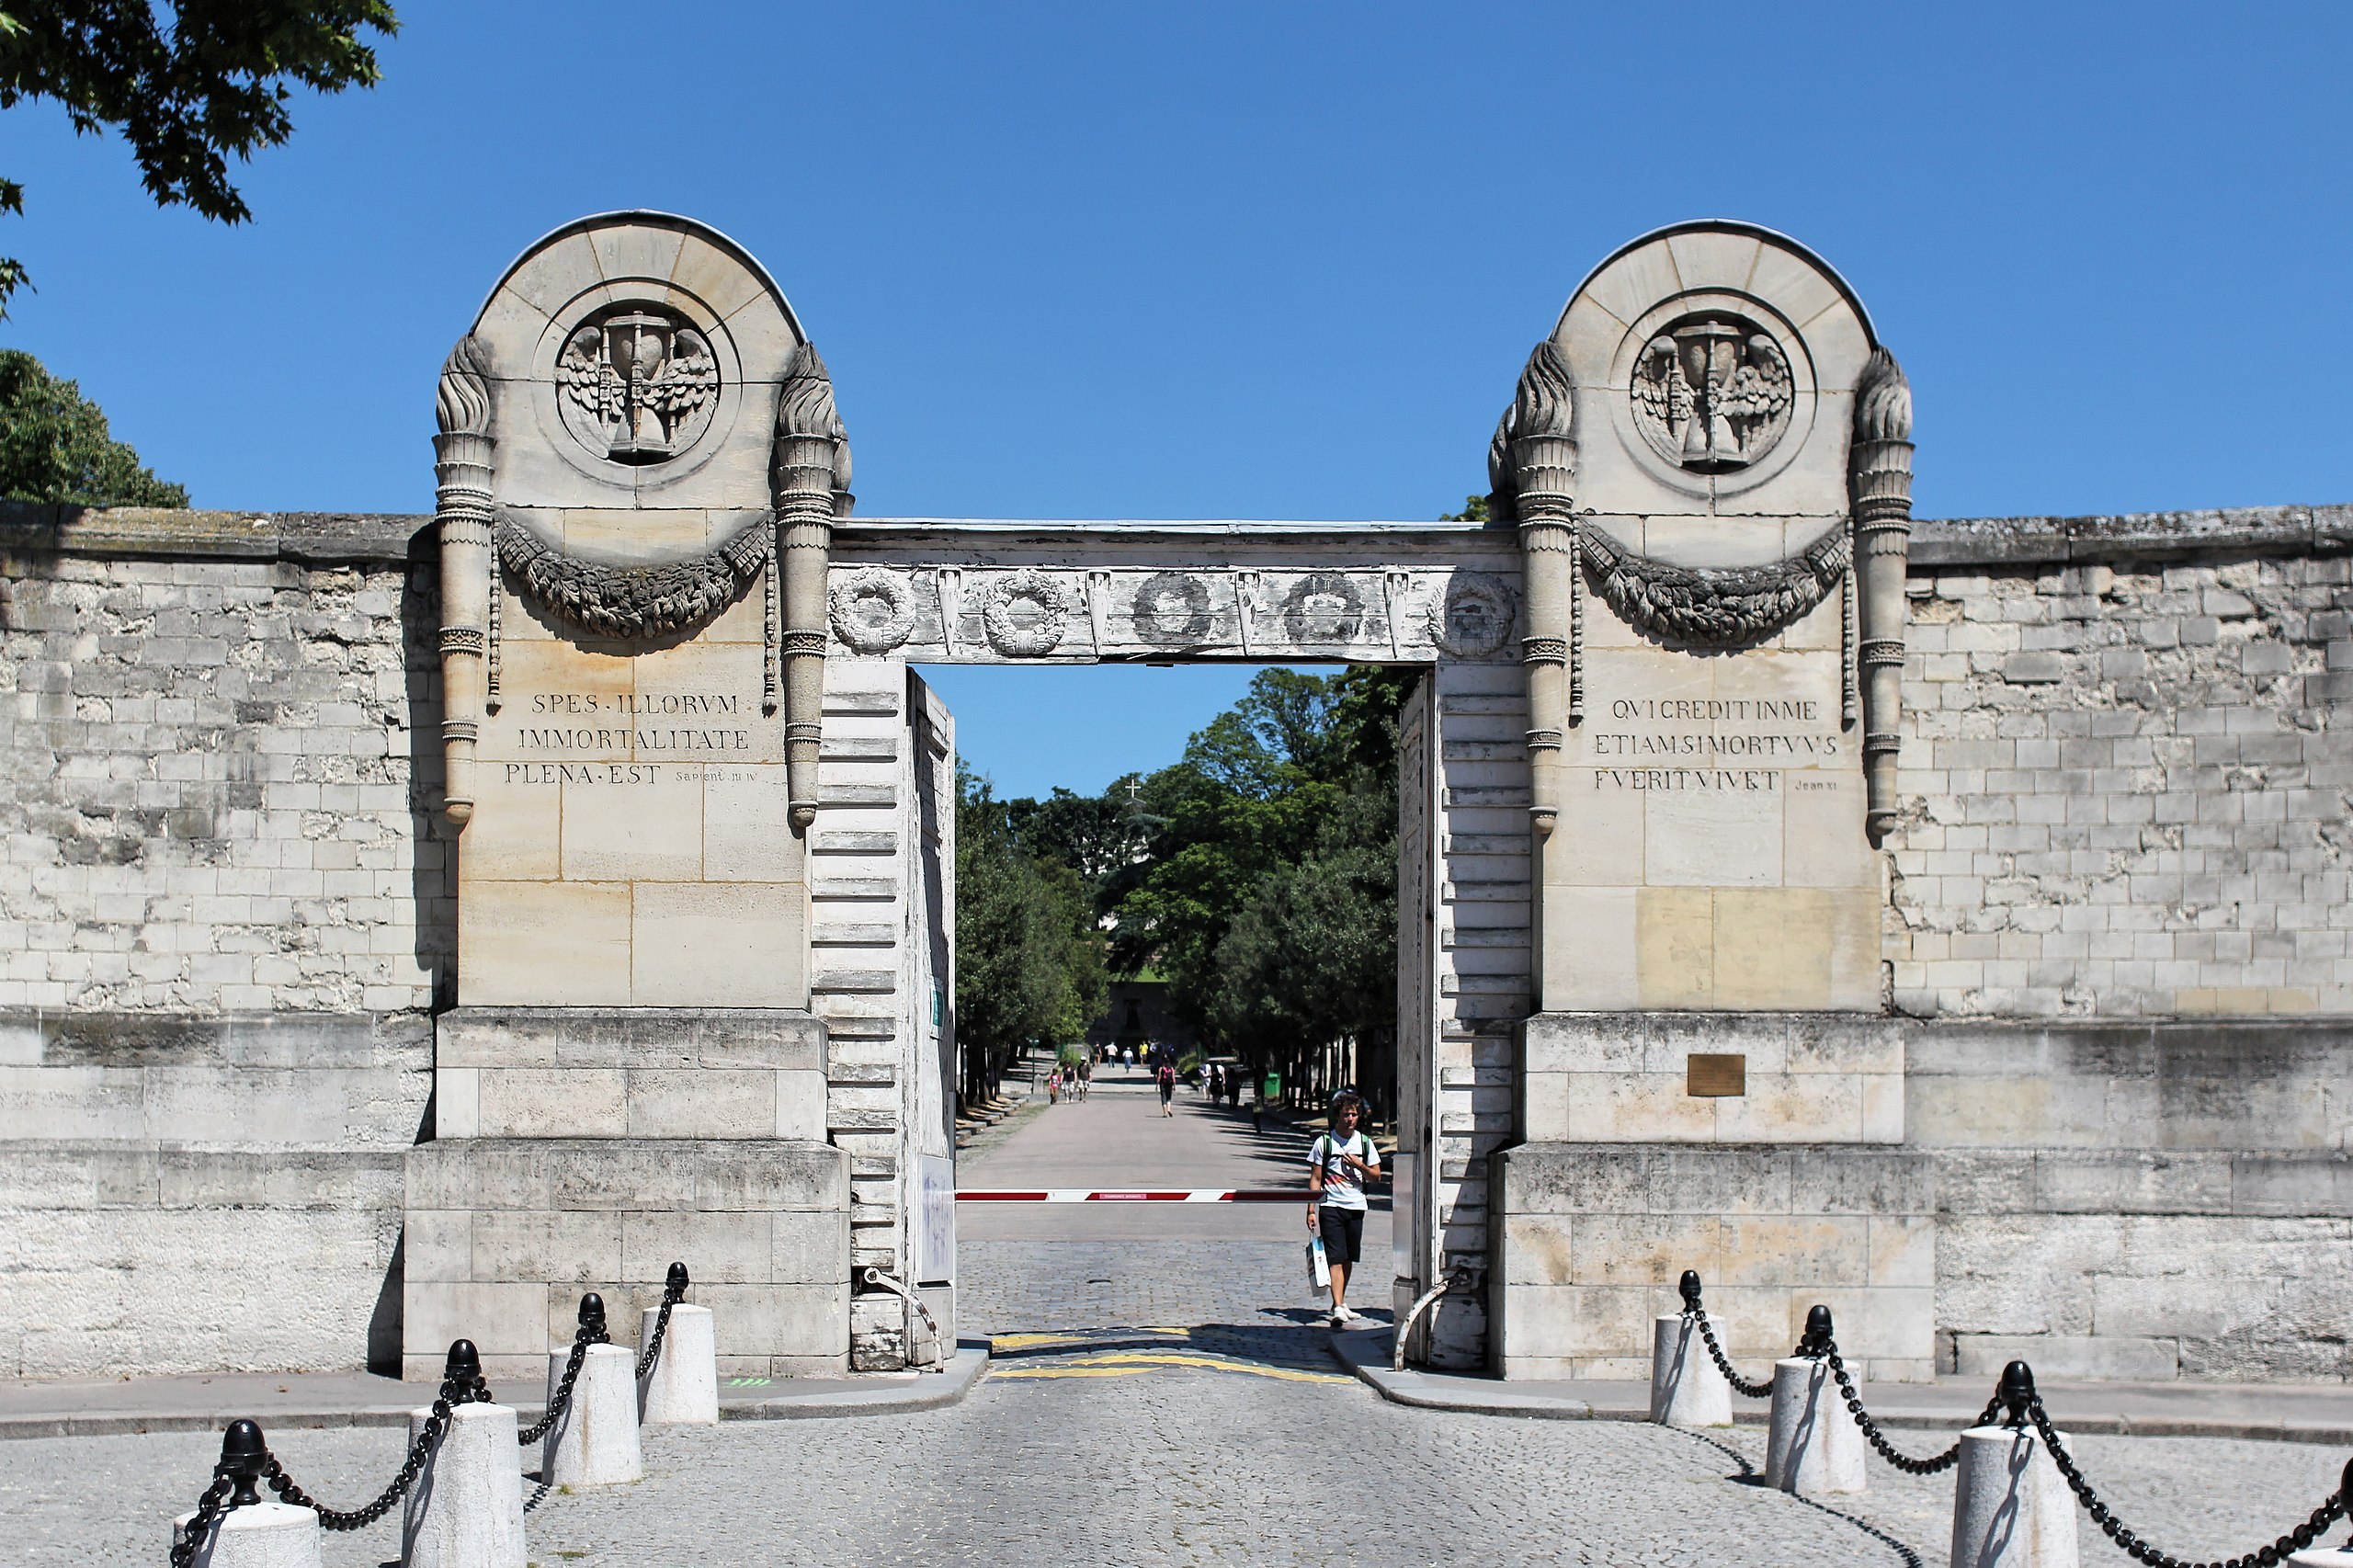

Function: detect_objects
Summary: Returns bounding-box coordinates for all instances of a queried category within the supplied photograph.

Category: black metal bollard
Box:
[442,1337,487,1403]
[216,1419,270,1507]
[1796,1303,1835,1358]
[1999,1358,2035,1429]
[1678,1269,1702,1314]
[667,1260,690,1297]
[579,1291,608,1342]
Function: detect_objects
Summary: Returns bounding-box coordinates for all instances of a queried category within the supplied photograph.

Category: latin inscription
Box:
[1591,696,1841,792]
[499,690,767,781]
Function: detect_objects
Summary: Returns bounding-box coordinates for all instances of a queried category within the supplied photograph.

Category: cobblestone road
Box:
[19,1397,2351,1566]
[17,1087,2348,1565]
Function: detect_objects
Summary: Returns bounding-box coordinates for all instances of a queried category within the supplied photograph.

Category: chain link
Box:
[519,1315,609,1448]
[258,1358,489,1534]
[1823,1345,1999,1476]
[2027,1395,2346,1568]
[1684,1308,1775,1399]
[165,1475,235,1568]
[636,1272,688,1381]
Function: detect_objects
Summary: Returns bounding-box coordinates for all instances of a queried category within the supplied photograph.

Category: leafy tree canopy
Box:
[0,347,185,504]
[0,1,399,313]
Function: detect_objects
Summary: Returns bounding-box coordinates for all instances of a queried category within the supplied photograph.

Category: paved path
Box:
[15,1080,2353,1564]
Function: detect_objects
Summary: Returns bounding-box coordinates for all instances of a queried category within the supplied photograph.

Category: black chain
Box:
[636,1268,689,1381]
[2027,1395,2345,1568]
[264,1361,488,1533]
[1823,1344,2000,1476]
[1685,1308,1775,1398]
[165,1475,235,1568]
[519,1314,609,1447]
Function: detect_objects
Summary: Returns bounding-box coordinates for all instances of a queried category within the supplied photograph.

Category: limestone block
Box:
[172,1501,321,1568]
[1649,1314,1733,1427]
[1949,1426,2076,1568]
[622,1069,775,1137]
[639,1302,718,1425]
[631,881,805,1008]
[460,881,631,1008]
[476,1069,626,1138]
[467,1210,622,1287]
[620,1210,768,1283]
[1764,1357,1865,1495]
[401,1401,526,1568]
[541,1343,642,1486]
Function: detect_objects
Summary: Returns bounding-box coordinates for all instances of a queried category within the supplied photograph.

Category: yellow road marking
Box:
[990,1351,1349,1385]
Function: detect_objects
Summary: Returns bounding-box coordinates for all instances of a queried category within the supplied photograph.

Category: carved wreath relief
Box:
[1430,573,1517,658]
[1281,572,1365,643]
[980,568,1073,656]
[557,307,720,464]
[1131,571,1216,647]
[1631,312,1793,473]
[830,567,917,654]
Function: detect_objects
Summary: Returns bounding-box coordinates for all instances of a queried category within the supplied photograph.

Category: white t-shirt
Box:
[1310,1131,1379,1211]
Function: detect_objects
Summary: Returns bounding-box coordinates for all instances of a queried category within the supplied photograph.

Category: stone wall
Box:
[1893,506,2353,1017]
[0,509,447,1377]
[3,502,2349,1382]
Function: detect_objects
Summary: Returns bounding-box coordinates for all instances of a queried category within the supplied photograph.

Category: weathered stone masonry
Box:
[1,499,2348,1381]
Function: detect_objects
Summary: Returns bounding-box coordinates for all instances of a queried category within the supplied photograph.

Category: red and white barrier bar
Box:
[956,1188,1313,1203]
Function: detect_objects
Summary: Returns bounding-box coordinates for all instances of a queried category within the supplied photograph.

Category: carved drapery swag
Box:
[1573,520,1851,650]
[494,512,773,641]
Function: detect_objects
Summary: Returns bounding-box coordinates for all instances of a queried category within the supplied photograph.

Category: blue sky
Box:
[6,1,2348,798]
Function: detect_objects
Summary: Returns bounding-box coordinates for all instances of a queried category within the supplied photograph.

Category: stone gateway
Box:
[3,211,2348,1386]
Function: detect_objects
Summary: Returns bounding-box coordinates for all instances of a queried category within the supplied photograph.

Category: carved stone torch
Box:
[1509,341,1577,1002]
[1849,347,1914,843]
[434,336,495,827]
[774,344,844,831]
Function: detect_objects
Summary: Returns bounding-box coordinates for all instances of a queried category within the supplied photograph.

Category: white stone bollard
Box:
[172,1502,322,1568]
[1949,1424,2078,1568]
[2290,1550,2353,1565]
[1764,1356,1866,1496]
[402,1399,527,1568]
[639,1301,719,1426]
[543,1342,643,1486]
[1649,1313,1732,1427]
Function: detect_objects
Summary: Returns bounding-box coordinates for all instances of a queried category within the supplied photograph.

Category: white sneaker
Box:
[1334,1306,1363,1324]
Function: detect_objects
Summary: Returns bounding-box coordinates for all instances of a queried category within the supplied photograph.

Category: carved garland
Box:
[1574,522,1850,649]
[494,513,772,641]
[980,568,1073,657]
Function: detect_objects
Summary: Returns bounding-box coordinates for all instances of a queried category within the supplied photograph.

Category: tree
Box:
[0,348,185,504]
[0,1,400,314]
[954,767,1108,1104]
[1105,665,1415,1106]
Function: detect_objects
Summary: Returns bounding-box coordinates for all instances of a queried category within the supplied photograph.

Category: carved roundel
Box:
[830,567,917,654]
[1630,312,1795,474]
[980,568,1073,657]
[1429,573,1517,658]
[1131,571,1215,647]
[1281,572,1365,645]
[555,304,722,466]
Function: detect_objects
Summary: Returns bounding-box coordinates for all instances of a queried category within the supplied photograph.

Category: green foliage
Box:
[1106,665,1416,1088]
[0,348,185,505]
[0,1,400,314]
[954,766,1107,1098]
[1440,494,1490,522]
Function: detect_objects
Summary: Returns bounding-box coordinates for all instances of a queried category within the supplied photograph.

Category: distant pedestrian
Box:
[1228,1072,1242,1109]
[1047,1067,1062,1106]
[1308,1090,1381,1329]
[1156,1061,1176,1118]
[1078,1058,1092,1100]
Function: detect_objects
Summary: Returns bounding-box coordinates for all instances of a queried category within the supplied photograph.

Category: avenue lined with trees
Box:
[955,665,1413,1114]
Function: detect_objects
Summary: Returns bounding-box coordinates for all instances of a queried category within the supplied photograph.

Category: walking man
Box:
[1307,1090,1381,1328]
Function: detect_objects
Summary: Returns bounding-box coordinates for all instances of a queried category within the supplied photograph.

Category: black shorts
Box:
[1159,1082,1173,1101]
[1316,1206,1366,1267]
